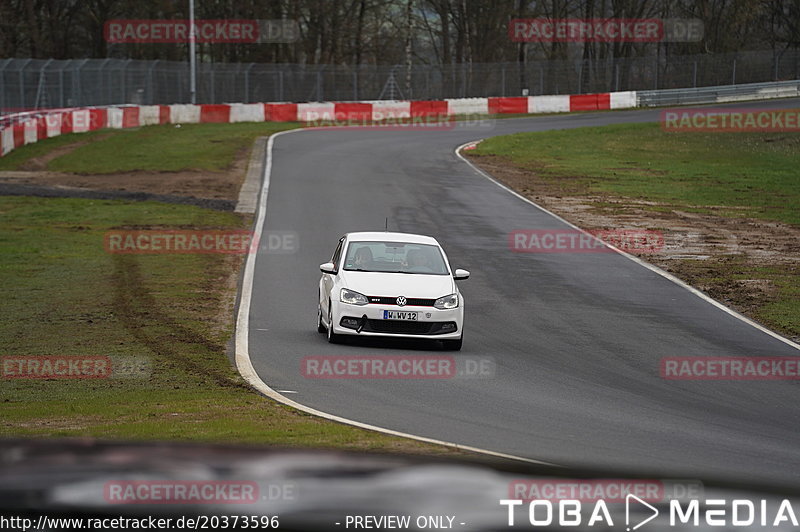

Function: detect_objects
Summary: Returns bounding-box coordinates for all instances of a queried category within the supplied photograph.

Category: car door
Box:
[321,236,345,314]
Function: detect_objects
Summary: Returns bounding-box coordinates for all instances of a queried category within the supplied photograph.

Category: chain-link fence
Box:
[2,49,800,112]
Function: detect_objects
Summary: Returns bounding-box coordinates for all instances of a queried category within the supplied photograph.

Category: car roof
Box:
[344,231,440,246]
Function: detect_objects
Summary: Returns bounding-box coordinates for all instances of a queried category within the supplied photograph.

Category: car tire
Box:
[442,336,462,351]
[317,304,326,333]
[327,305,341,344]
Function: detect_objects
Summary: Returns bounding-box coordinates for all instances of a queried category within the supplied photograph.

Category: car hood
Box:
[340,271,455,298]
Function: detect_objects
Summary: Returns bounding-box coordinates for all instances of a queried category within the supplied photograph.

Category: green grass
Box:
[473,121,800,226]
[0,129,111,171]
[472,121,800,339]
[0,196,452,452]
[0,122,300,174]
[670,259,800,338]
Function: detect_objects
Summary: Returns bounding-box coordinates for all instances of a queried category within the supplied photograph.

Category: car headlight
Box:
[340,288,369,306]
[434,293,459,309]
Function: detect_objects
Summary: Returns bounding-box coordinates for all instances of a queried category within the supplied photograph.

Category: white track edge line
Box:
[455,140,800,352]
[234,128,557,466]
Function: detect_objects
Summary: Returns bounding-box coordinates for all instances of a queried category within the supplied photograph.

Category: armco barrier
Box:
[636,79,800,107]
[4,80,792,158]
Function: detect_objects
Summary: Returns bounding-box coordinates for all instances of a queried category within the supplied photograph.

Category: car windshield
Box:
[342,241,449,275]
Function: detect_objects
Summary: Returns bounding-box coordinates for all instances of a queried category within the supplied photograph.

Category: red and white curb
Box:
[0,91,637,158]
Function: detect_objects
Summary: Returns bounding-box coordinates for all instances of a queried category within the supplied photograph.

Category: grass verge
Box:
[0,195,453,452]
[473,122,800,226]
[470,122,799,339]
[0,122,301,174]
[0,123,459,454]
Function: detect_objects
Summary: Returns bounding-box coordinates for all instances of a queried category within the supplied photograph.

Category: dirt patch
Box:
[17,134,114,171]
[469,153,800,340]
[0,145,250,201]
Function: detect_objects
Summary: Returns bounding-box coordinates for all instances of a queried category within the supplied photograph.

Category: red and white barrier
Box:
[0,90,639,157]
[610,91,637,109]
[298,102,336,122]
[1,127,13,155]
[446,98,490,116]
[529,95,571,113]
[230,103,265,123]
[370,101,411,121]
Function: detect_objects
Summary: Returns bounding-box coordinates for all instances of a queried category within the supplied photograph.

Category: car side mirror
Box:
[319,262,337,274]
[453,268,470,280]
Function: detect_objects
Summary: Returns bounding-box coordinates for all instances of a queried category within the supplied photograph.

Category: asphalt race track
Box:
[246,100,800,486]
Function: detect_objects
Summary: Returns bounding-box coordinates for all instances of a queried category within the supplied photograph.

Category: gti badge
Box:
[396,296,407,307]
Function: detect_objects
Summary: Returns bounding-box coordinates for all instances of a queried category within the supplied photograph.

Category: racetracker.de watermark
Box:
[301,355,495,379]
[661,357,800,380]
[104,230,256,255]
[104,19,299,43]
[303,114,494,132]
[509,18,703,42]
[509,229,664,254]
[103,481,268,504]
[1,355,150,379]
[507,479,703,504]
[661,108,800,132]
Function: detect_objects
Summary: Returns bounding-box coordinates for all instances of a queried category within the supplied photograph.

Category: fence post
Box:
[692,61,697,88]
[209,64,215,103]
[732,58,737,84]
[18,58,32,111]
[0,59,12,112]
[98,58,111,104]
[539,65,544,95]
[244,63,254,103]
[34,59,53,109]
[147,60,158,104]
[76,59,89,107]
[59,60,68,108]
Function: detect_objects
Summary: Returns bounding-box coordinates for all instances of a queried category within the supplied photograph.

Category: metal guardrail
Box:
[637,79,800,107]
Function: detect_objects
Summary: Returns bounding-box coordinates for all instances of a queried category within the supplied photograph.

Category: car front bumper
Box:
[331,301,463,339]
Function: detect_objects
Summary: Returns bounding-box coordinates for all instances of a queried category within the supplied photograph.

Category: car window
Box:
[342,241,449,275]
[330,238,344,269]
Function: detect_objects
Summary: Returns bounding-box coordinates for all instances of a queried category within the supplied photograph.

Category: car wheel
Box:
[442,336,462,351]
[327,305,341,344]
[317,304,326,333]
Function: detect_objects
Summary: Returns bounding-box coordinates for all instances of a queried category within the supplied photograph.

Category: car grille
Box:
[366,296,437,306]
[341,317,457,335]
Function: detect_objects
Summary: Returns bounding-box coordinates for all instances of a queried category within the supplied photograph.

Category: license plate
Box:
[383,310,418,321]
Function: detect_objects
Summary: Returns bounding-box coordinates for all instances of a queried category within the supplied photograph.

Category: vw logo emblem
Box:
[396,296,407,307]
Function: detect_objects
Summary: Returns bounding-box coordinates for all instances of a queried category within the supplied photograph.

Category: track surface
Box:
[248,101,800,486]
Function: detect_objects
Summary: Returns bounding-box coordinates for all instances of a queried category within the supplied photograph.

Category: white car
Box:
[318,232,469,350]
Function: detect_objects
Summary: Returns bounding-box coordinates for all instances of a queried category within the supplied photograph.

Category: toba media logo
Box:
[502,479,799,529]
